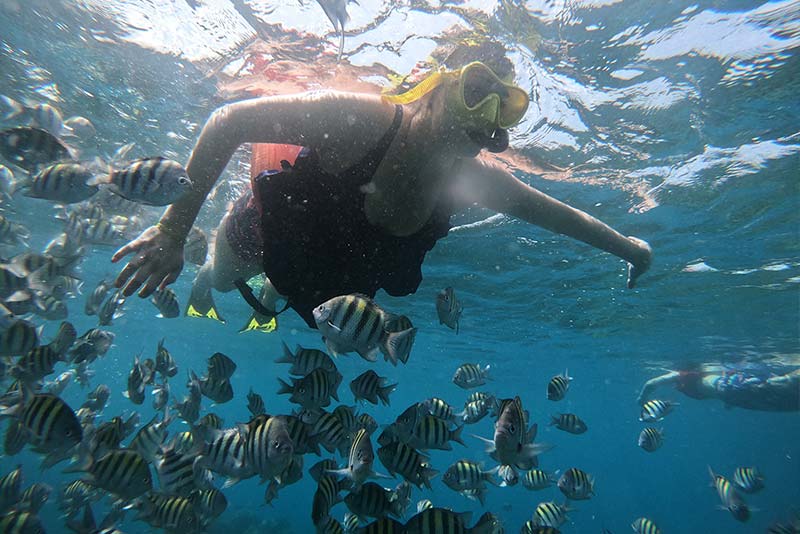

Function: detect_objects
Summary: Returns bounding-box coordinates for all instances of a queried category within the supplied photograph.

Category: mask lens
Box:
[462,66,508,108]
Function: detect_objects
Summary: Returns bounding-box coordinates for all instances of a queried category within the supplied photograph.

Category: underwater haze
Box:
[0,0,798,533]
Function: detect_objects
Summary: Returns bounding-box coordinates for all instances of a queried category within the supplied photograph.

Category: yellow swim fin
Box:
[239,313,277,334]
[185,292,225,323]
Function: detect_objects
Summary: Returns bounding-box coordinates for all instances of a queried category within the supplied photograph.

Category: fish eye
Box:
[178,176,190,185]
[508,423,516,434]
[298,387,305,394]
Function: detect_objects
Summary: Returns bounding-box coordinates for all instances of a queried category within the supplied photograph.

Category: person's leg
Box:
[186,212,262,322]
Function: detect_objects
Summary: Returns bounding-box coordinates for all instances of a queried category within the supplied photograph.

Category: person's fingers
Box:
[158,271,179,291]
[121,264,153,297]
[114,255,146,288]
[138,275,162,298]
[111,240,141,263]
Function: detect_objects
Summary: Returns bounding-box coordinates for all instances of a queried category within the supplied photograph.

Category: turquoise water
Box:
[1,1,799,533]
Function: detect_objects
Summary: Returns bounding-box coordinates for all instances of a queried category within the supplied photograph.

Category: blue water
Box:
[1,1,799,533]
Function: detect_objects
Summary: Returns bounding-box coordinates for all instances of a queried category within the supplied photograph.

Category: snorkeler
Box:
[637,360,800,412]
[111,60,653,328]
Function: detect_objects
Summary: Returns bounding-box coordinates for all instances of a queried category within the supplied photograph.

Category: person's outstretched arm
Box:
[112,91,391,297]
[636,371,681,405]
[453,157,653,287]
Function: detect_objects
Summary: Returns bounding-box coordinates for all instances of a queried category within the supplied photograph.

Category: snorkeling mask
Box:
[383,61,529,152]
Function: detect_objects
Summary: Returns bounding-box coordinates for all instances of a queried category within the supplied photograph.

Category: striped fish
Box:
[23,162,97,203]
[18,483,50,514]
[327,428,380,489]
[472,512,502,534]
[197,373,233,404]
[0,126,72,172]
[442,459,499,492]
[498,464,518,487]
[311,474,346,525]
[557,467,594,500]
[156,446,207,496]
[310,459,339,483]
[416,499,433,513]
[357,413,379,435]
[475,397,548,471]
[358,517,405,534]
[0,465,22,512]
[708,466,750,522]
[313,294,417,365]
[247,388,266,416]
[461,399,491,424]
[4,420,26,456]
[522,469,556,491]
[91,157,192,206]
[171,430,195,454]
[631,517,661,534]
[315,515,344,534]
[343,482,406,520]
[12,345,66,383]
[546,369,571,401]
[0,215,29,246]
[350,370,396,406]
[2,392,82,455]
[154,339,178,378]
[123,356,145,405]
[452,363,490,389]
[58,480,96,518]
[639,399,678,422]
[404,507,472,534]
[151,288,180,318]
[189,488,227,527]
[549,413,587,434]
[0,318,38,356]
[435,286,463,333]
[0,510,45,534]
[411,415,465,451]
[376,441,437,489]
[343,512,360,532]
[733,466,764,493]
[196,427,252,487]
[130,414,171,462]
[277,367,340,409]
[198,413,223,430]
[69,328,114,365]
[207,352,236,380]
[276,415,319,456]
[81,384,110,412]
[276,342,337,376]
[73,448,152,500]
[422,397,456,423]
[520,521,560,533]
[239,414,293,482]
[638,427,663,452]
[134,493,199,532]
[532,501,570,528]
[308,410,347,454]
[333,405,359,432]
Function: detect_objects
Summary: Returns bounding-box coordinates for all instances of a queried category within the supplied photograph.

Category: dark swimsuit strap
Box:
[235,104,404,320]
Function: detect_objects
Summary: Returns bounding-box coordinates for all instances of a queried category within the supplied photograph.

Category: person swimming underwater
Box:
[637,359,800,412]
[111,60,653,329]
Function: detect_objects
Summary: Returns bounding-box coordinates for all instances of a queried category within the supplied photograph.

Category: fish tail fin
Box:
[450,424,466,447]
[383,327,417,366]
[275,341,294,364]
[277,378,293,396]
[377,383,396,406]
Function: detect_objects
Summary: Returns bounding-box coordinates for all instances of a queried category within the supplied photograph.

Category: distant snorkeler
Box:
[111,58,653,330]
[637,358,800,412]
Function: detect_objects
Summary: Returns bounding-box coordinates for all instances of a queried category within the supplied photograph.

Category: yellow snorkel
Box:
[383,61,529,152]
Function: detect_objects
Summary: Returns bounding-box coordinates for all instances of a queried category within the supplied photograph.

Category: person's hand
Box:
[626,236,652,289]
[111,225,185,298]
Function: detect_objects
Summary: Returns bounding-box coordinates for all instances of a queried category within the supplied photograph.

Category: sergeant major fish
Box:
[475,396,551,471]
[88,157,192,206]
[313,293,416,365]
[546,369,571,401]
[452,363,491,389]
[436,286,463,333]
